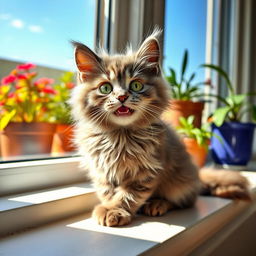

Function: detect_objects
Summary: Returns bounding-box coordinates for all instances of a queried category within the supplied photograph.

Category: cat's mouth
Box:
[114,106,134,116]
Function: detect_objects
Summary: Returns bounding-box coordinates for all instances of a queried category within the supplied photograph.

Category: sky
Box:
[164,0,207,83]
[0,0,206,81]
[0,0,96,70]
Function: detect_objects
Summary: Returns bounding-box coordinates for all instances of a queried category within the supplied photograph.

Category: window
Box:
[0,0,96,162]
[163,0,207,84]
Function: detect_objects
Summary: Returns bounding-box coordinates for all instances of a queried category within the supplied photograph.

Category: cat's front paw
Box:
[141,199,171,216]
[92,205,132,227]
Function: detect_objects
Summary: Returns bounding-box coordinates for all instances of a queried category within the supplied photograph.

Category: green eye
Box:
[99,83,112,94]
[130,81,143,92]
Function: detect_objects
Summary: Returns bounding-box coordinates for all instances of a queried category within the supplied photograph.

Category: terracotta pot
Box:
[0,122,56,159]
[183,137,208,167]
[51,124,75,156]
[162,100,204,128]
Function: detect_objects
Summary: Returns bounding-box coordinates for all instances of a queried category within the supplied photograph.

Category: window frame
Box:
[0,156,88,196]
[0,0,167,196]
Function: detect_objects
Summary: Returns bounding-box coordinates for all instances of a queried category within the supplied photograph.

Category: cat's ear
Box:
[136,36,160,65]
[72,41,103,76]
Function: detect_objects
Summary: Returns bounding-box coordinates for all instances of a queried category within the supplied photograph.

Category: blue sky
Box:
[164,0,207,83]
[0,0,206,81]
[0,0,95,70]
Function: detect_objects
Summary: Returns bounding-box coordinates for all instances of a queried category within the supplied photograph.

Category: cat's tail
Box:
[199,167,252,200]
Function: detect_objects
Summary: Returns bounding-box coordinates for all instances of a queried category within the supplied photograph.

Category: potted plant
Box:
[162,50,211,128]
[203,64,256,166]
[51,72,76,155]
[176,115,211,167]
[0,63,57,159]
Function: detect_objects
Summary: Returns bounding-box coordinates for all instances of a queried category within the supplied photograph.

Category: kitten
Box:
[70,30,250,227]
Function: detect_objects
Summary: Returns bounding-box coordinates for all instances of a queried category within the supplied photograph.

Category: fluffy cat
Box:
[70,30,250,227]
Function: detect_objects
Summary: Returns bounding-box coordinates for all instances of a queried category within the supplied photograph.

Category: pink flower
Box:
[1,75,17,85]
[42,86,57,94]
[17,63,36,71]
[8,92,15,98]
[34,77,54,86]
[17,74,28,80]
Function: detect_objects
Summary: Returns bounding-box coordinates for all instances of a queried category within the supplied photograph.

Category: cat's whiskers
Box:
[90,109,107,126]
[134,105,155,134]
[137,104,160,120]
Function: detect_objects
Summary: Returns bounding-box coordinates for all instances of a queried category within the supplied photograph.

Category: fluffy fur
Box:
[70,30,250,227]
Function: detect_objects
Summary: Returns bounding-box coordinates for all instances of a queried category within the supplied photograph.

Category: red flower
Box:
[8,92,15,98]
[205,78,213,87]
[42,86,57,94]
[15,84,23,89]
[17,74,28,80]
[66,82,75,89]
[1,75,16,85]
[34,77,54,86]
[17,63,36,71]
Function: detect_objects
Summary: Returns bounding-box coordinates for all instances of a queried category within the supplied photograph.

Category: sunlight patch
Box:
[67,217,185,243]
[9,187,94,204]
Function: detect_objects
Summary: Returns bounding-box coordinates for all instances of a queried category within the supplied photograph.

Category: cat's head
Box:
[71,30,169,130]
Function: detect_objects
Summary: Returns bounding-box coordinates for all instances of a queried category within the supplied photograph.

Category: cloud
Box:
[11,19,24,29]
[0,13,11,20]
[28,25,43,33]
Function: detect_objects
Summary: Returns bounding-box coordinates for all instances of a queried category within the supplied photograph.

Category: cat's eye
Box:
[130,81,144,92]
[99,83,113,94]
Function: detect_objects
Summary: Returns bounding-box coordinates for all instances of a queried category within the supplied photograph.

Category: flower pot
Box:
[162,100,204,128]
[51,124,75,156]
[0,122,56,160]
[183,137,208,167]
[211,122,255,166]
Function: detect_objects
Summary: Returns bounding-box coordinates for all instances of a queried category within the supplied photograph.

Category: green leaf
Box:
[0,109,16,130]
[252,105,256,122]
[187,115,195,125]
[168,68,177,84]
[201,64,234,94]
[212,106,231,126]
[228,94,246,106]
[188,72,196,84]
[179,116,188,127]
[181,49,188,83]
[202,93,230,106]
[60,71,74,83]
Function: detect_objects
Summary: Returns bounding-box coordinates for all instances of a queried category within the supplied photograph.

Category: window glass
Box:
[0,0,96,161]
[163,0,207,84]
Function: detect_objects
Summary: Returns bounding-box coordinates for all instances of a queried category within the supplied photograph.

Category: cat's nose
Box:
[117,95,128,103]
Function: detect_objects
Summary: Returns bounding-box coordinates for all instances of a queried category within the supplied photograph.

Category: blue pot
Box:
[211,122,255,166]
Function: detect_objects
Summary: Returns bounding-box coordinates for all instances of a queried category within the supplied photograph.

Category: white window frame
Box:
[0,0,166,197]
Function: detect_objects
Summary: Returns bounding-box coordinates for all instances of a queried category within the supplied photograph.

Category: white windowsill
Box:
[0,156,87,196]
[1,171,256,256]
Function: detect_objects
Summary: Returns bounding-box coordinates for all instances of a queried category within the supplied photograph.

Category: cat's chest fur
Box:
[79,124,165,182]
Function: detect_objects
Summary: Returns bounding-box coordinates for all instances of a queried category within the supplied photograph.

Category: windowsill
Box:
[1,171,256,255]
[0,156,87,196]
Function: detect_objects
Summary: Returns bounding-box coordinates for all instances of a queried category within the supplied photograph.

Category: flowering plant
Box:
[52,71,75,124]
[202,64,256,126]
[0,63,58,130]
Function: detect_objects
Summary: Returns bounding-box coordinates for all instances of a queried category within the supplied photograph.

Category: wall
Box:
[0,58,70,82]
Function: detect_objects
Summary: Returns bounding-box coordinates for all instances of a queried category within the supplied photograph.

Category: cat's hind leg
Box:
[199,167,251,200]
